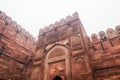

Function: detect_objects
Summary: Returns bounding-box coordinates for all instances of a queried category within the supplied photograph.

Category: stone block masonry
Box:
[0,10,120,80]
[0,11,36,80]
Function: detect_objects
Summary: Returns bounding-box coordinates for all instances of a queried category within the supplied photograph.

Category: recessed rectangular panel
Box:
[47,60,66,80]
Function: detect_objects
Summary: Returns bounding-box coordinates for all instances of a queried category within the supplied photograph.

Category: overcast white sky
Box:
[0,0,120,39]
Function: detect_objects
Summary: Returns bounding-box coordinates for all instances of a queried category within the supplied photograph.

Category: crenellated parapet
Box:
[87,26,120,55]
[38,12,79,36]
[37,12,80,49]
[88,26,120,79]
[86,26,120,43]
[0,11,36,52]
[35,12,94,80]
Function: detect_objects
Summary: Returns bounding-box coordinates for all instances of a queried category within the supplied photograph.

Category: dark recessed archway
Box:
[52,75,62,80]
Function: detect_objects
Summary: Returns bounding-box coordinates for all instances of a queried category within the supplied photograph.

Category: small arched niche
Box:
[74,57,87,73]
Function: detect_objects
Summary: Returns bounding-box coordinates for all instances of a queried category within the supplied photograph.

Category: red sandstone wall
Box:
[0,11,36,80]
[2,9,118,80]
[34,12,120,80]
[31,12,93,80]
[0,11,36,52]
[87,26,120,79]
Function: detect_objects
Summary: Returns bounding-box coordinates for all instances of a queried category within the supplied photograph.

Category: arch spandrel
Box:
[46,44,69,60]
[48,48,65,59]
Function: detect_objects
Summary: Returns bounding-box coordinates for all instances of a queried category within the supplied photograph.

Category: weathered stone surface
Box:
[34,12,120,80]
[0,11,36,80]
[1,11,120,80]
[35,13,93,80]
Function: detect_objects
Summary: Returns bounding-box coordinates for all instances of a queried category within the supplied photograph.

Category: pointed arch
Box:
[44,44,70,80]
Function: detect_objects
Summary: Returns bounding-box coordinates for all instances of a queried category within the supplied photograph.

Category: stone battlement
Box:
[36,12,84,49]
[1,10,120,80]
[86,25,120,44]
[34,11,120,80]
[0,11,36,52]
[38,12,79,36]
[87,25,120,55]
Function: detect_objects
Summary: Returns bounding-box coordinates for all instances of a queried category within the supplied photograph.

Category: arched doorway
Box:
[44,45,70,80]
[52,75,62,80]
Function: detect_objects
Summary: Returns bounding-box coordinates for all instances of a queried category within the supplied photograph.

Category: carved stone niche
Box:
[91,34,99,42]
[115,25,120,34]
[98,31,107,41]
[106,28,115,38]
[73,56,87,74]
[71,35,84,55]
